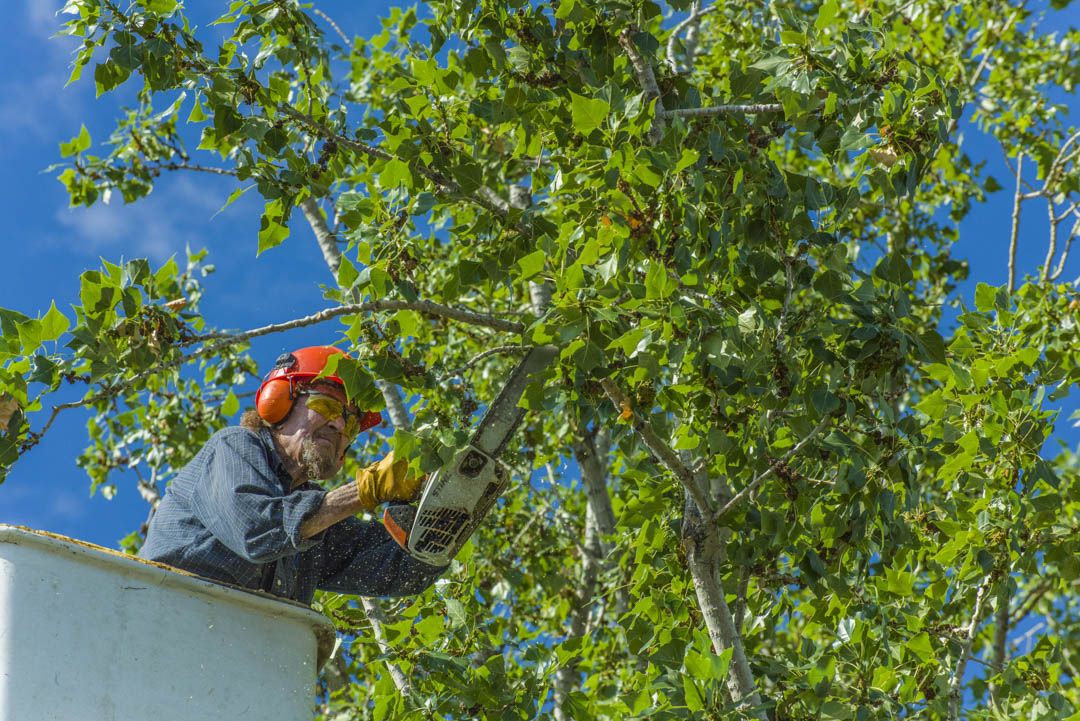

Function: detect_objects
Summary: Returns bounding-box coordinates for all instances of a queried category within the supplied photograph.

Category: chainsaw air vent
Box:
[412,507,471,558]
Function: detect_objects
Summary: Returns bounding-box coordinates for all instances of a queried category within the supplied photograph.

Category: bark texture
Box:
[683,492,767,720]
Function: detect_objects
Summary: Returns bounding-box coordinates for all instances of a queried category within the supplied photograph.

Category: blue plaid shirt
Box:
[140,426,444,604]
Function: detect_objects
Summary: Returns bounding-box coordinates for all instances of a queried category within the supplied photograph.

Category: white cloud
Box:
[52,176,230,262]
[49,490,88,520]
[24,1,65,37]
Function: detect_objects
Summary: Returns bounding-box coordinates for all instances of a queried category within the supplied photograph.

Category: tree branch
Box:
[1050,208,1080,282]
[1042,195,1058,283]
[990,578,1010,700]
[600,379,710,515]
[1009,580,1052,624]
[682,492,767,719]
[1008,152,1024,293]
[440,345,531,380]
[193,299,525,344]
[666,2,716,72]
[360,596,413,696]
[660,102,783,118]
[948,579,992,720]
[299,196,342,274]
[619,28,665,144]
[712,417,830,523]
[310,7,350,46]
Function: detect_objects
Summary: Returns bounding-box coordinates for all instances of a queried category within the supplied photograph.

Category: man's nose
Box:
[326,414,347,432]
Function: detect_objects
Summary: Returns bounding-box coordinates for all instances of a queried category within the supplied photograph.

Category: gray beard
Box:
[299,439,339,480]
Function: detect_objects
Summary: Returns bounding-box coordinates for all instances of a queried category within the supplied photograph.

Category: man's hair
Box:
[240,408,267,432]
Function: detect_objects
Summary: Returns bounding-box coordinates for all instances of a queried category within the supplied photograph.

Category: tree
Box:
[1,0,1079,718]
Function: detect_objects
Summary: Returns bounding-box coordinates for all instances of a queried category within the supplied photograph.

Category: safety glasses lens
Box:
[303,393,361,436]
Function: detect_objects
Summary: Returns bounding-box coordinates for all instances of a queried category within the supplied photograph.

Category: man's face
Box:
[277,381,361,481]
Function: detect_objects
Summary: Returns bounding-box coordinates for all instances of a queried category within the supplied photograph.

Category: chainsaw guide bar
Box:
[384,344,558,567]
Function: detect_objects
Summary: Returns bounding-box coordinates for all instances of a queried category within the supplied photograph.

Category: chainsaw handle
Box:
[382,504,416,550]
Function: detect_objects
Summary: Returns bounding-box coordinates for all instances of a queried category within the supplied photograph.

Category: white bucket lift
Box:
[0,525,335,721]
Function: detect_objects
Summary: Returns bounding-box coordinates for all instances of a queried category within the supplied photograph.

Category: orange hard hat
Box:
[254,346,381,431]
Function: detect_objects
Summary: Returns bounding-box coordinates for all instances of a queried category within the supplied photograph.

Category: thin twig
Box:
[1045,130,1080,189]
[1008,153,1024,293]
[1010,580,1052,624]
[311,7,350,46]
[713,417,830,523]
[1050,215,1080,282]
[440,345,531,380]
[600,378,711,515]
[158,162,238,176]
[277,104,518,227]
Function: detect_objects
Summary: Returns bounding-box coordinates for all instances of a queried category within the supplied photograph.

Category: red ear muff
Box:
[256,377,295,424]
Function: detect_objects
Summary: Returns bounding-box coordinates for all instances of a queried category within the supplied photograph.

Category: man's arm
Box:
[315,514,447,597]
[301,452,421,538]
[299,483,363,538]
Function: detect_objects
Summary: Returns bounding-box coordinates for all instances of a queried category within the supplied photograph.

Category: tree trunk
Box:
[990,578,1010,701]
[302,205,413,698]
[300,196,341,274]
[683,492,767,720]
[553,430,621,721]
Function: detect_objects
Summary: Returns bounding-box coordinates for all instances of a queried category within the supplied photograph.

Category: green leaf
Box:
[40,302,70,342]
[811,390,840,416]
[188,95,208,123]
[674,148,699,173]
[379,158,413,188]
[334,356,384,411]
[570,92,609,135]
[820,700,853,719]
[974,282,997,312]
[257,200,290,255]
[16,319,42,355]
[337,254,359,289]
[517,249,546,281]
[94,60,131,96]
[905,632,933,662]
[644,261,675,299]
[682,675,704,712]
[445,598,467,629]
[143,0,178,15]
[60,125,92,157]
[221,390,240,416]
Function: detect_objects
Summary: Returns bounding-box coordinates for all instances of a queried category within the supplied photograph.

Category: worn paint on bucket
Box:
[0,525,334,721]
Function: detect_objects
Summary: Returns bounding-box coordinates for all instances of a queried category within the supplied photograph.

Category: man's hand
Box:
[355,451,423,511]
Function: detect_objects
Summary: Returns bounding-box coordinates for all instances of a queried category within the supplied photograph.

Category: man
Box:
[140,345,444,604]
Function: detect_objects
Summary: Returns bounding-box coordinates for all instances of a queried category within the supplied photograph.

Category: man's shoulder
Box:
[206,425,274,456]
[212,425,265,443]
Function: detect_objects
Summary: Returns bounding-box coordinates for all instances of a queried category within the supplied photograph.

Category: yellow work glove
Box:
[355,451,423,512]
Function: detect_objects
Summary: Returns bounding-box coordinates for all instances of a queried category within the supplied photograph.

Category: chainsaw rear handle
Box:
[383,504,417,549]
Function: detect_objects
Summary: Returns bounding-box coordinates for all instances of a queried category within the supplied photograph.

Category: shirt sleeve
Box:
[189,429,326,564]
[316,511,447,597]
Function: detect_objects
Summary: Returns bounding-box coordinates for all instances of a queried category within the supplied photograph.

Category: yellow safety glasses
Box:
[300,391,363,437]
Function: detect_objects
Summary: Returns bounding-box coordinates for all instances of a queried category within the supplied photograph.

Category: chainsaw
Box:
[382,344,558,567]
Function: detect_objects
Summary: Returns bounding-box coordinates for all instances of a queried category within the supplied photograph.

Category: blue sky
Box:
[0,0,1077,548]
